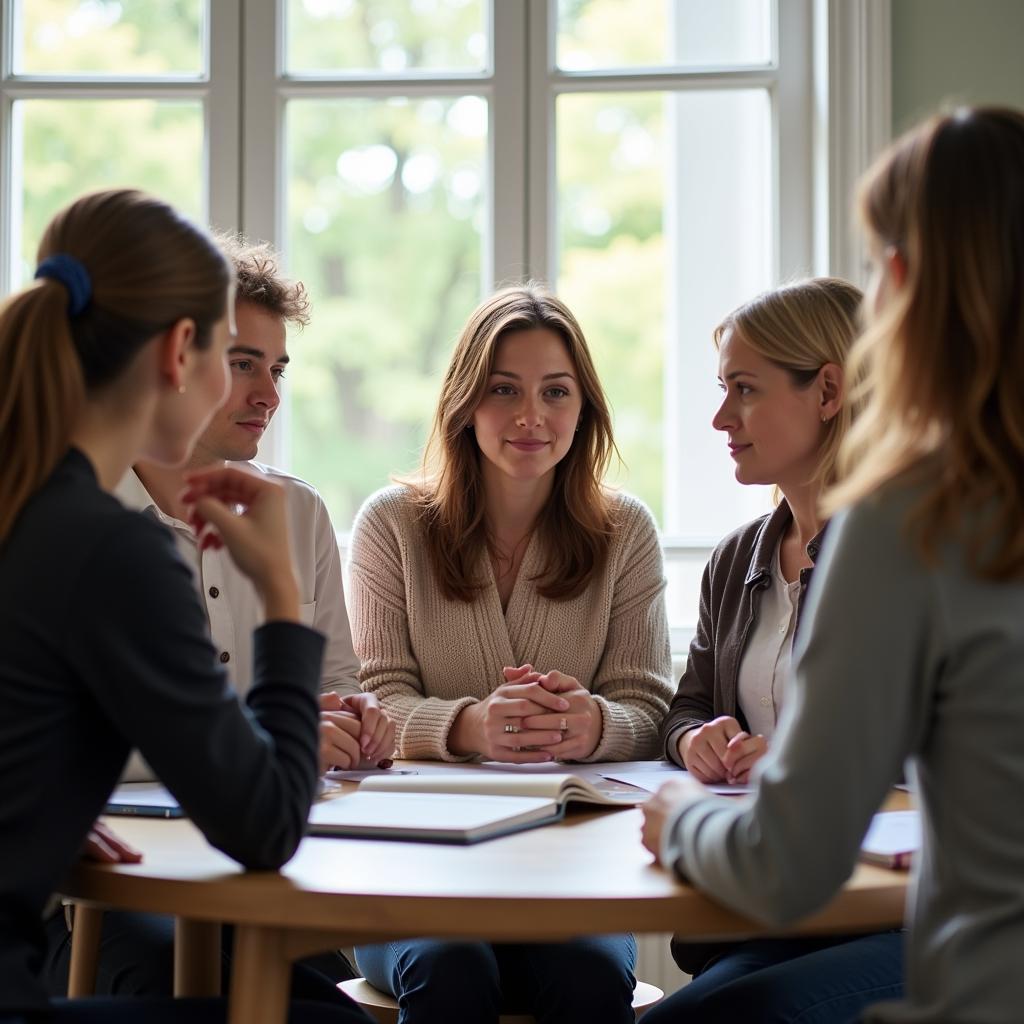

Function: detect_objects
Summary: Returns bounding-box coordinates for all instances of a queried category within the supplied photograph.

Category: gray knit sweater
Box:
[349,485,673,762]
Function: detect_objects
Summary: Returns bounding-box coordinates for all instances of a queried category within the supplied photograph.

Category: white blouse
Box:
[736,541,801,739]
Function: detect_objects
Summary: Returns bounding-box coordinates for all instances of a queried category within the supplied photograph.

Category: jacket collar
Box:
[744,499,827,588]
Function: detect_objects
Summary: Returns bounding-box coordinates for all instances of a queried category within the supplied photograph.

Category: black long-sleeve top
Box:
[0,449,324,1011]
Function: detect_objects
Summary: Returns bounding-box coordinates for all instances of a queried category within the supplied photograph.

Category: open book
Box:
[859,810,920,869]
[307,771,641,844]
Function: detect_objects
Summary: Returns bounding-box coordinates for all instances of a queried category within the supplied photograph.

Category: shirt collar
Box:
[114,468,157,514]
[114,468,192,532]
[744,500,827,588]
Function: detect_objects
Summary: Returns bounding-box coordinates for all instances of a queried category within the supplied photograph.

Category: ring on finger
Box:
[504,722,520,734]
[559,717,568,732]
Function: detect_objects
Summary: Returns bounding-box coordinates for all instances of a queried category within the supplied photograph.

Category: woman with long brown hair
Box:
[642,106,1024,1024]
[349,283,673,1023]
[0,188,368,1024]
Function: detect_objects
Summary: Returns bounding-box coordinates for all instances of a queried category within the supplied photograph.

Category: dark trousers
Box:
[643,931,904,1024]
[356,933,637,1024]
[4,997,371,1023]
[42,908,357,1003]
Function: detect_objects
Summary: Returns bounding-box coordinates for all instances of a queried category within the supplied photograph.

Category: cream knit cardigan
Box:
[349,485,673,762]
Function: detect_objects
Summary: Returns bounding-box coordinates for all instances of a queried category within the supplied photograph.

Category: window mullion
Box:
[526,0,553,281]
[241,0,282,248]
[207,0,242,233]
[776,0,814,280]
[241,0,287,469]
[490,0,528,288]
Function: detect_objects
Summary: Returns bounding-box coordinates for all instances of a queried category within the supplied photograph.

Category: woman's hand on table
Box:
[641,777,707,866]
[679,715,761,784]
[720,730,768,785]
[329,691,396,765]
[517,668,603,761]
[448,669,571,763]
[81,821,143,864]
[318,695,363,772]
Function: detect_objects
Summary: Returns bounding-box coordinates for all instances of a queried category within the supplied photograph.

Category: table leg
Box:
[228,924,290,1024]
[175,917,221,997]
[67,904,103,997]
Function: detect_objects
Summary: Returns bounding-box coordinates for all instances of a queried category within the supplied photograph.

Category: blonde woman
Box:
[652,278,903,1021]
[644,106,1024,1024]
[349,284,673,1023]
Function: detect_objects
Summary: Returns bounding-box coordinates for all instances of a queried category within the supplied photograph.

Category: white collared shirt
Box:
[735,541,801,739]
[116,463,361,701]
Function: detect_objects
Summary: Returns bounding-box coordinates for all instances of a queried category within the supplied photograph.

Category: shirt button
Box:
[209,586,220,599]
[778,624,786,634]
[219,651,230,664]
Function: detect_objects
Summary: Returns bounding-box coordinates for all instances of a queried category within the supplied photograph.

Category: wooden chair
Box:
[339,976,664,1023]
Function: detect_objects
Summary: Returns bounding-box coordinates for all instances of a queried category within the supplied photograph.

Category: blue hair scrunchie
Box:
[34,254,92,317]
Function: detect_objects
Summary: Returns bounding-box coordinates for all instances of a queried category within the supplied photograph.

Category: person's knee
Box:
[531,936,636,1012]
[380,939,500,1015]
[396,939,499,989]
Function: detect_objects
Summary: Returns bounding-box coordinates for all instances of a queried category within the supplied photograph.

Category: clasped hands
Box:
[451,664,602,763]
[679,715,767,786]
[319,692,395,773]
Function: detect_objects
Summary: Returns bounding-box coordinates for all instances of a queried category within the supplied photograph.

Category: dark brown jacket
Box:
[661,500,825,764]
[660,500,824,977]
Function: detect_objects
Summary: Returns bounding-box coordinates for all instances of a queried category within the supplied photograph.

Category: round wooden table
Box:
[60,791,909,1024]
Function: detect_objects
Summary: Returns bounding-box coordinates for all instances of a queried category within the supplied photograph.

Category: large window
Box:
[2,0,835,647]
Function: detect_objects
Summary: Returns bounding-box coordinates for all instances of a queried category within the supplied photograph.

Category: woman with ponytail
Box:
[0,189,369,1024]
[642,107,1024,1024]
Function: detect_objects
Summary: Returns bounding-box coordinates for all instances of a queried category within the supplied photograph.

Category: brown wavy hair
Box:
[407,284,619,602]
[215,234,310,327]
[713,277,863,495]
[0,189,230,542]
[825,107,1024,580]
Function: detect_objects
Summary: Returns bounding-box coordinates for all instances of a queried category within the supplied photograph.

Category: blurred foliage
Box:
[17,0,203,73]
[285,95,485,521]
[286,0,485,73]
[557,0,668,70]
[16,100,202,279]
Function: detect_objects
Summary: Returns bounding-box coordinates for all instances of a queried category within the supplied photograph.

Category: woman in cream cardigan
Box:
[348,283,673,1024]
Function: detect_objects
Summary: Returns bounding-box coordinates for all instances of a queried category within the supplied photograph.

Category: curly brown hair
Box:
[215,234,310,327]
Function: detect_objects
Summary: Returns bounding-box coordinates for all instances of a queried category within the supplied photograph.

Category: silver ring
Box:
[559,717,568,732]
[504,723,520,734]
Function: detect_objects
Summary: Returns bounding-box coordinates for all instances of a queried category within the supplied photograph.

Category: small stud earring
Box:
[178,385,186,395]
[821,414,828,423]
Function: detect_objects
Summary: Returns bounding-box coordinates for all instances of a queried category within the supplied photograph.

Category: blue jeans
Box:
[355,934,637,1024]
[643,931,904,1024]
